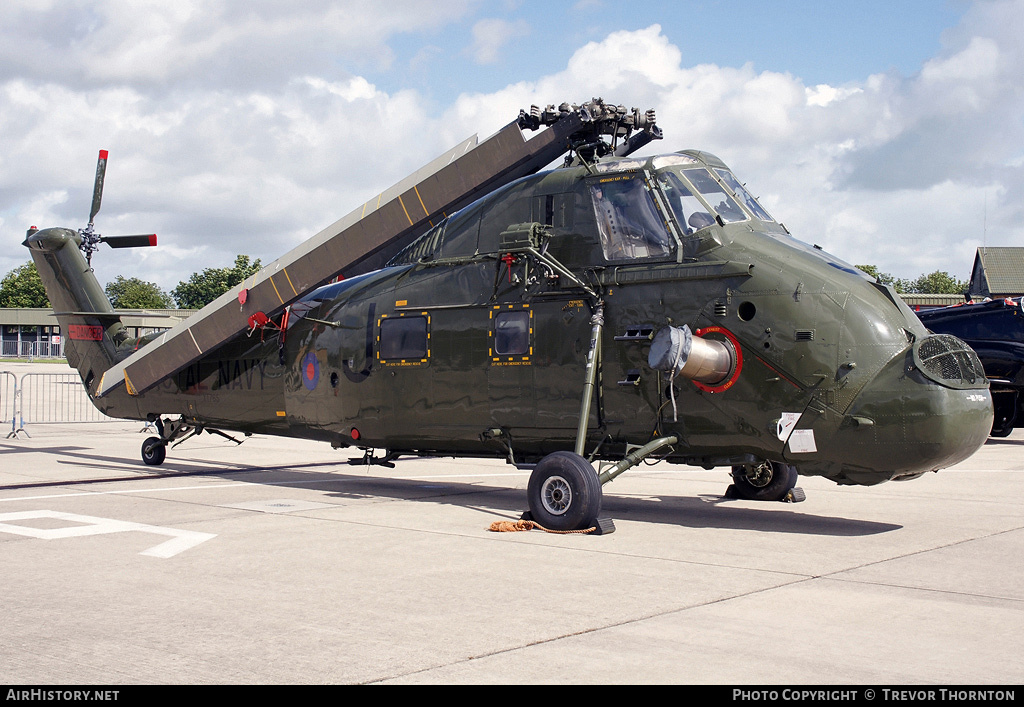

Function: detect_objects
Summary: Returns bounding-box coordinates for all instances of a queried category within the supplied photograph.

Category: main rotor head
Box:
[517,97,661,164]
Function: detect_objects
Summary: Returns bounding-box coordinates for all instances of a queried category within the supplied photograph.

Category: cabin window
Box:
[378,314,429,363]
[491,308,532,362]
[590,175,673,261]
[715,169,775,222]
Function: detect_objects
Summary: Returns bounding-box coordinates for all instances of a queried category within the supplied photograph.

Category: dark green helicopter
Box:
[24,99,993,533]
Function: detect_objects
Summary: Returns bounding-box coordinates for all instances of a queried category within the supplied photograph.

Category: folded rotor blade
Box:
[101,234,157,248]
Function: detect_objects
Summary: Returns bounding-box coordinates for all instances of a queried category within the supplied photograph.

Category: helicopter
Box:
[24,99,994,533]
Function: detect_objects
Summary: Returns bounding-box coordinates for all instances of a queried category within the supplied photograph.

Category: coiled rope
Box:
[488,520,595,534]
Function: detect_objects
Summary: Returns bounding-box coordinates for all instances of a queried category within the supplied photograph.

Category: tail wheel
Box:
[729,461,797,501]
[527,451,603,531]
[142,436,167,466]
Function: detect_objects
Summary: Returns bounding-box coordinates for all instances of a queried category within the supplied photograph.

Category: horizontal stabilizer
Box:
[51,311,174,318]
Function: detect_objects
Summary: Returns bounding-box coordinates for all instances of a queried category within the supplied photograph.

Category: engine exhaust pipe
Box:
[648,325,733,386]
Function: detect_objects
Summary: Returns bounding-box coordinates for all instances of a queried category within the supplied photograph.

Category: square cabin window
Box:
[379,315,428,361]
[494,310,531,356]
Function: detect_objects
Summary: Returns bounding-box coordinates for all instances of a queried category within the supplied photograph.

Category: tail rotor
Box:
[79,149,157,265]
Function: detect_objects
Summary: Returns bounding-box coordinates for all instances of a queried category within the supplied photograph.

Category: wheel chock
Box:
[591,517,616,535]
[784,487,807,503]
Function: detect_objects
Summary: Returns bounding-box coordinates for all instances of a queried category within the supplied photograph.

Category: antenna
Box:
[983,192,988,253]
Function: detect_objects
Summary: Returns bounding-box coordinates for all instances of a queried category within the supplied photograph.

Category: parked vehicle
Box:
[917,298,1024,436]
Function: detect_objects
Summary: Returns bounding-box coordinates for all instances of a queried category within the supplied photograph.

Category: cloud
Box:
[467,18,530,64]
[0,0,477,91]
[2,0,1023,292]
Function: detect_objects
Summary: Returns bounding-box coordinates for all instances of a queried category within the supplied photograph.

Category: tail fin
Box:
[23,227,137,395]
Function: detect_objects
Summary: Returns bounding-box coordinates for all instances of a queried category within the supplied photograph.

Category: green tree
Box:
[105,275,173,309]
[855,264,910,293]
[858,265,968,295]
[172,254,262,309]
[907,270,969,295]
[0,261,50,308]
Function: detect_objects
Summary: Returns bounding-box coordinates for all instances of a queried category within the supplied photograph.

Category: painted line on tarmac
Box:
[0,509,216,558]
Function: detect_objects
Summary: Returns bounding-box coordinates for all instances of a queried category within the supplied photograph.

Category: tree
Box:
[105,276,173,309]
[0,261,50,308]
[858,265,969,295]
[908,270,969,295]
[172,254,262,309]
[855,264,910,293]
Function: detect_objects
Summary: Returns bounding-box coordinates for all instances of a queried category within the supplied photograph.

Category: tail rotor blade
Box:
[101,234,157,248]
[89,149,108,223]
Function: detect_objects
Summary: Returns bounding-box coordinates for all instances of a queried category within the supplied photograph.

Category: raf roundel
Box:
[301,352,320,390]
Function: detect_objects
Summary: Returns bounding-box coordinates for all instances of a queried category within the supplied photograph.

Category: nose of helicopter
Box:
[821,334,993,485]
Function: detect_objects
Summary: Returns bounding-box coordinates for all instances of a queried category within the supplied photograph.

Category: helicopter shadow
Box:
[218,464,903,538]
[2,446,901,537]
[984,436,1024,447]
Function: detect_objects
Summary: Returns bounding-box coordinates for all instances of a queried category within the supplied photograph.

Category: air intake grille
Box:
[913,334,987,389]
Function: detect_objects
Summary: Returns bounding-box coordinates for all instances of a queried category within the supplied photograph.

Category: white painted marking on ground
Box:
[0,510,216,558]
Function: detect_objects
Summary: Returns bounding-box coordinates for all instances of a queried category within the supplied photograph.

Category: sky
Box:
[2,0,1022,297]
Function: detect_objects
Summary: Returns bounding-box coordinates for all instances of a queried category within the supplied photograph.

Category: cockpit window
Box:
[715,169,775,222]
[590,175,673,261]
[656,171,717,235]
[677,168,747,224]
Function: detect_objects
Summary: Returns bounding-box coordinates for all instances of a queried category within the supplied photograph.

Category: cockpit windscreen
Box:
[715,169,775,222]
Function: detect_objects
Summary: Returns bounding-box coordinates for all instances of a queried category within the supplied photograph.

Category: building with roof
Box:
[1,308,196,359]
[968,247,1024,300]
[900,293,966,312]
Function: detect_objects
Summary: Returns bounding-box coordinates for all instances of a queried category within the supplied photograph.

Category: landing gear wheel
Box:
[729,461,798,502]
[527,451,603,531]
[142,436,167,466]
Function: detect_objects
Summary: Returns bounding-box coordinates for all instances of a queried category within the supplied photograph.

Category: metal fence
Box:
[1,340,65,359]
[1,371,118,437]
[0,371,15,437]
[17,372,112,425]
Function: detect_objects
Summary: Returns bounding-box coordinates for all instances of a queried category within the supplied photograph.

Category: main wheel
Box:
[527,451,603,531]
[730,461,797,501]
[142,437,167,466]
